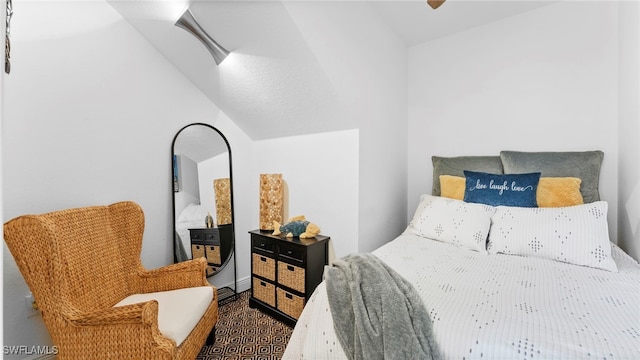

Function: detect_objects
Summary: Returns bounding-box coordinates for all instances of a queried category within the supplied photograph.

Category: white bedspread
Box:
[284,234,640,359]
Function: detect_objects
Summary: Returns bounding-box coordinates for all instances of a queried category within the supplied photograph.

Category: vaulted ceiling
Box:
[109,0,554,140]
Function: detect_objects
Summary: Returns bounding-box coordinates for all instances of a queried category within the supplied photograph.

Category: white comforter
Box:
[284,234,640,359]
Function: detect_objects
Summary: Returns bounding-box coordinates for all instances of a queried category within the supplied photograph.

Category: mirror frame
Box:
[171,123,236,277]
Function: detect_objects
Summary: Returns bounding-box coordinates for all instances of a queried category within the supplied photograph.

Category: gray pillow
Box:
[432,156,504,196]
[500,150,604,203]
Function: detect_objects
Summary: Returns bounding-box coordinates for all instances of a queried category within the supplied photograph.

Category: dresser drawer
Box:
[278,242,304,264]
[190,228,220,244]
[206,265,216,277]
[277,287,304,320]
[205,245,221,265]
[253,277,276,307]
[252,235,275,254]
[278,261,306,293]
[252,253,276,281]
[191,244,205,259]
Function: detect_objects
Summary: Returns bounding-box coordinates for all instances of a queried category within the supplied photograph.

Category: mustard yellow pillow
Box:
[537,177,584,207]
[439,175,465,200]
[439,175,584,207]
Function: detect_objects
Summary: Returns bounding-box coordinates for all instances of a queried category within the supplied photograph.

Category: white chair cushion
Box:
[114,286,213,346]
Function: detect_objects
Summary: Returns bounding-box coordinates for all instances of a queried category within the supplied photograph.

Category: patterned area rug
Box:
[197,291,293,359]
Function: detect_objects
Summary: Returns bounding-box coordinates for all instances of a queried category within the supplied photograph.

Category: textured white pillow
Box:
[177,203,208,223]
[488,201,618,272]
[404,194,495,252]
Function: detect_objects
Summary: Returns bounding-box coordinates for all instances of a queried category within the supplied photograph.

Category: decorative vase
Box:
[259,174,284,230]
[205,212,214,228]
[214,178,232,225]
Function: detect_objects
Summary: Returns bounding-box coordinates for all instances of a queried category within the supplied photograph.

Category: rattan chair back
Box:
[4,201,218,359]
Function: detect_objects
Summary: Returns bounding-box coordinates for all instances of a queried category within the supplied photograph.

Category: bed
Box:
[283,151,640,360]
[175,203,212,261]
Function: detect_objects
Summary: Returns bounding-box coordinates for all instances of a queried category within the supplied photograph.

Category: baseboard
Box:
[236,275,251,293]
[216,275,251,294]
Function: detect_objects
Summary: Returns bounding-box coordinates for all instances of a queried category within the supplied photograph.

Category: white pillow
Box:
[404,194,495,253]
[177,203,209,223]
[488,201,618,272]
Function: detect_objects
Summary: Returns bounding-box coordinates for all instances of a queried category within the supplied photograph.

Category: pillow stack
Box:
[406,194,617,272]
[418,150,616,271]
[439,173,585,208]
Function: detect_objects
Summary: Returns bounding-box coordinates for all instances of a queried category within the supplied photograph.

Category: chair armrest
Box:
[136,257,211,293]
[63,301,177,359]
[67,300,159,327]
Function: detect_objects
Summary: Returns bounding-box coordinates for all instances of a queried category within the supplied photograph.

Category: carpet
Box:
[197,291,293,359]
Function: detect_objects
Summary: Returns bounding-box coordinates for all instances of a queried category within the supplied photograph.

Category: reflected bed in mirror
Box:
[172,123,237,303]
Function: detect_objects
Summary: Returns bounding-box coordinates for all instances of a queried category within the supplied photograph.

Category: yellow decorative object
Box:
[259,174,284,230]
[537,177,584,208]
[272,215,321,239]
[214,178,232,225]
[439,175,465,200]
[439,175,584,208]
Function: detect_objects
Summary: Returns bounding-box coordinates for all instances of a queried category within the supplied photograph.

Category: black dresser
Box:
[248,230,329,326]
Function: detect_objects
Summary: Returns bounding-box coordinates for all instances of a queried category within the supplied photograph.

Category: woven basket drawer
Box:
[253,277,276,307]
[277,262,306,293]
[277,287,305,319]
[253,253,276,281]
[206,265,217,277]
[205,245,221,265]
[192,244,205,259]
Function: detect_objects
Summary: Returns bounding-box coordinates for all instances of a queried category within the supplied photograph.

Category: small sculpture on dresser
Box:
[205,212,214,228]
[272,215,321,238]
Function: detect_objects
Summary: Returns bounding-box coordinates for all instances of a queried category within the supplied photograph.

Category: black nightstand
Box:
[248,230,329,326]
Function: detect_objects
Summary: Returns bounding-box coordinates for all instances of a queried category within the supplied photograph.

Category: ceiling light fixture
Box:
[175,9,229,65]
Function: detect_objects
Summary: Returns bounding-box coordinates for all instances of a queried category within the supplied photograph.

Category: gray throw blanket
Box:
[325,253,440,360]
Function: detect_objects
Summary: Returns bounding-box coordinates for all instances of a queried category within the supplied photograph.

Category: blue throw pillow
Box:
[463,170,541,207]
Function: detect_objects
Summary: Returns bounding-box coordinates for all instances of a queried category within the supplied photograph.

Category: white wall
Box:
[408,2,627,252]
[208,115,360,293]
[1,0,220,355]
[180,155,201,202]
[283,2,409,252]
[252,129,360,262]
[617,0,640,260]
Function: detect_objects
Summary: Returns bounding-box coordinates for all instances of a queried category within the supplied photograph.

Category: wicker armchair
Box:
[4,201,218,359]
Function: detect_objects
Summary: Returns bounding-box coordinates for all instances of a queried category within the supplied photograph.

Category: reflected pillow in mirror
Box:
[177,203,209,223]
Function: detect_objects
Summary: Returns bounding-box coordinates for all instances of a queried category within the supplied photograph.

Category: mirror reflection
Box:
[172,123,235,279]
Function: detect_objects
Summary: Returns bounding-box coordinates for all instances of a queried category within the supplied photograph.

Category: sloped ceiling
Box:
[109,0,554,140]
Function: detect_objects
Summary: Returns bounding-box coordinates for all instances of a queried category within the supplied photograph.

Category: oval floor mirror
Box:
[171,123,237,303]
